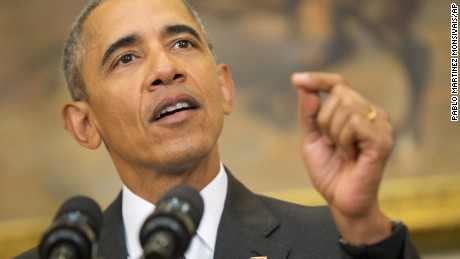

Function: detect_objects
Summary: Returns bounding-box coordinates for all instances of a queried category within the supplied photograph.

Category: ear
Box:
[216,64,235,115]
[62,102,102,149]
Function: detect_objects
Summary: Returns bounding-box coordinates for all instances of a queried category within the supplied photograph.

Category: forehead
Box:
[82,0,199,50]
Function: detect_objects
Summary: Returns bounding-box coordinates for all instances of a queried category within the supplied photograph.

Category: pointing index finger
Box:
[291,72,348,93]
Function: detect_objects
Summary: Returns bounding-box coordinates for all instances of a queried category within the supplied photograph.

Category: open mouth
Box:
[156,101,194,120]
[151,95,199,122]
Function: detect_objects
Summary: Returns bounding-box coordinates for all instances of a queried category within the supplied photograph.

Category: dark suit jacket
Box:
[16,172,420,259]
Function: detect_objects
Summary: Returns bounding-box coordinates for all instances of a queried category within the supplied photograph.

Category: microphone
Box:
[139,184,204,259]
[38,196,103,259]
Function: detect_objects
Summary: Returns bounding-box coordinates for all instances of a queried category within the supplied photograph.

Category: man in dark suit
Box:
[17,0,420,258]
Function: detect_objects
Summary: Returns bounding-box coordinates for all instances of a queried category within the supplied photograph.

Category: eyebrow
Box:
[101,34,138,67]
[164,24,203,44]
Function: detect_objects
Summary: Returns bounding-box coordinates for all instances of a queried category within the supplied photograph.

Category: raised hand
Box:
[292,72,393,245]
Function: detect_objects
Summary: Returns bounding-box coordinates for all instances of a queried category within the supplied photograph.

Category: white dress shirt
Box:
[122,163,228,259]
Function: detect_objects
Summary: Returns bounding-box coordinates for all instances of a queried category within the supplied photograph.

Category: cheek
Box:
[92,73,142,113]
[190,66,225,106]
[90,86,142,137]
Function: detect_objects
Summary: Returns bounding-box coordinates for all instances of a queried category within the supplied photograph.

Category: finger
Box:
[316,88,342,136]
[328,89,369,141]
[325,101,365,160]
[291,72,348,93]
[316,83,362,137]
[298,89,322,142]
[336,113,360,159]
[336,107,393,162]
[329,104,354,146]
[322,91,392,159]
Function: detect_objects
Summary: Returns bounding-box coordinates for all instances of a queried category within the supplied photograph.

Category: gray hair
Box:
[62,0,213,101]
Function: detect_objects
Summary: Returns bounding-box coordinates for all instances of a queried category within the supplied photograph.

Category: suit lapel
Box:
[97,192,128,259]
[214,172,290,259]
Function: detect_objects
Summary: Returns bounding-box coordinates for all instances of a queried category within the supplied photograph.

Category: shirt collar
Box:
[122,163,228,258]
[196,162,228,251]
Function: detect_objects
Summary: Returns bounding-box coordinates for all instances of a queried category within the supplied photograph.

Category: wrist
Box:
[339,220,408,258]
[331,206,392,245]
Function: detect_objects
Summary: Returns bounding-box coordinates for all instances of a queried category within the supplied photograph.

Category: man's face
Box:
[78,0,233,172]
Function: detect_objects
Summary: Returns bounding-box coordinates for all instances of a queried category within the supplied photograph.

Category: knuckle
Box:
[341,97,356,114]
[349,113,362,127]
[317,114,329,131]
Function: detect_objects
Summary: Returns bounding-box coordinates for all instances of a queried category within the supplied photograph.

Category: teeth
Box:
[158,102,191,118]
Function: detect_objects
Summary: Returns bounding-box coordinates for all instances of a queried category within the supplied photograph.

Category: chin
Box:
[153,142,214,172]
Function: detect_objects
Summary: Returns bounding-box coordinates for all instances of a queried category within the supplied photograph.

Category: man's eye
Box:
[116,54,136,66]
[174,40,194,49]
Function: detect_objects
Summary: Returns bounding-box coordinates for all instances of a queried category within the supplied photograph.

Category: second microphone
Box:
[139,184,204,259]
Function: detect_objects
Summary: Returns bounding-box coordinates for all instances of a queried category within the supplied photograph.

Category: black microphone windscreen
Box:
[55,196,103,238]
[140,184,204,259]
[39,196,103,259]
[158,184,204,225]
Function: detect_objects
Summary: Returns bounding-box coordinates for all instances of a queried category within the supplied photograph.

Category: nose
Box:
[147,50,186,89]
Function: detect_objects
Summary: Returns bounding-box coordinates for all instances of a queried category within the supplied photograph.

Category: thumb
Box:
[292,73,322,143]
[298,89,321,142]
